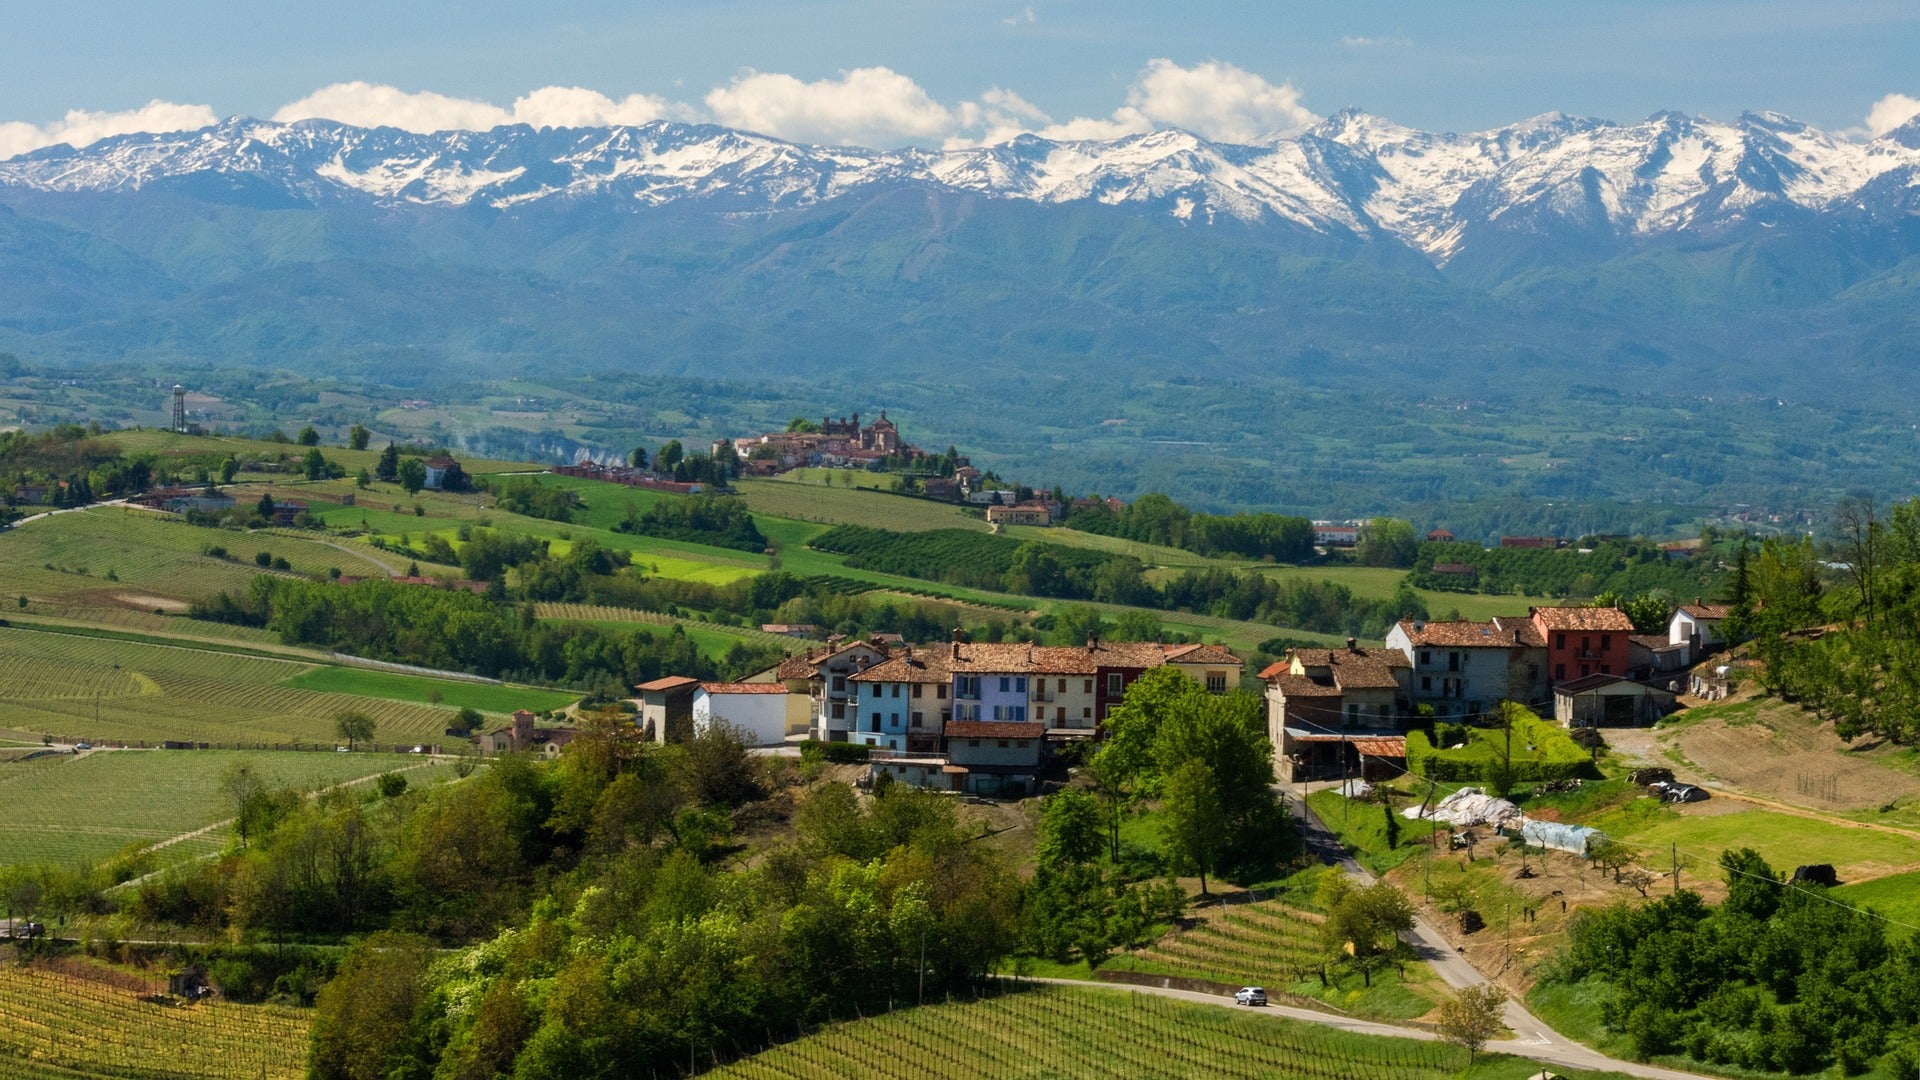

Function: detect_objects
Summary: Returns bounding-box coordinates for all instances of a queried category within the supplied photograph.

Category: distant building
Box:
[1500,536,1561,549]
[760,623,819,638]
[422,456,460,491]
[1312,522,1360,547]
[477,710,576,755]
[1426,529,1455,542]
[1385,617,1546,719]
[693,682,802,746]
[634,676,699,743]
[985,503,1053,527]
[1668,599,1731,663]
[1532,606,1635,684]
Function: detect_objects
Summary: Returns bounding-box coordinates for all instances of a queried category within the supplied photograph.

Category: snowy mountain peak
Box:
[1,108,1915,263]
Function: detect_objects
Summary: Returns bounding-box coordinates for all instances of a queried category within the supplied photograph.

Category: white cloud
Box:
[271,81,692,133]
[0,99,219,161]
[705,67,957,146]
[1002,7,1037,27]
[1123,59,1317,142]
[1863,92,1920,139]
[1341,33,1412,48]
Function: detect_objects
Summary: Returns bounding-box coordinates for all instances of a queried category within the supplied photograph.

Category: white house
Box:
[693,683,799,746]
[1668,600,1731,662]
[1385,617,1548,718]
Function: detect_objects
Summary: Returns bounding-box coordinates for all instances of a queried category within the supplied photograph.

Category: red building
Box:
[1531,606,1636,685]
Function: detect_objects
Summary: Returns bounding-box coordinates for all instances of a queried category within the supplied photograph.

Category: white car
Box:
[73,742,92,751]
[1234,986,1267,1007]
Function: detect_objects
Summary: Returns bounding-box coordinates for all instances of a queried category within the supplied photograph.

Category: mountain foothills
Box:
[3,108,1920,516]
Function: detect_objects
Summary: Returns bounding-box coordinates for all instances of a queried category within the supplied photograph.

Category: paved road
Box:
[1276,787,1711,1079]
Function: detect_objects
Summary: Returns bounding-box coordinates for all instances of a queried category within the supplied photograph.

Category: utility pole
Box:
[918,924,927,1006]
[1672,842,1679,895]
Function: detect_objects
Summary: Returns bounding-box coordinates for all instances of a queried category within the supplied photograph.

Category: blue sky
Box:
[2,1,1917,152]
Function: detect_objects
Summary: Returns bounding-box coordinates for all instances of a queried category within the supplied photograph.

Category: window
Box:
[871,712,880,731]
[1015,677,1027,693]
[1581,636,1591,652]
[1600,634,1611,650]
[938,685,948,699]
[1554,664,1565,681]
[1419,650,1430,666]
[1106,673,1123,695]
[1448,652,1460,672]
[997,740,1009,748]
[870,684,880,698]
[1056,707,1066,721]
[890,712,899,728]
[957,676,979,698]
[1421,675,1432,691]
[911,712,923,728]
[891,683,901,698]
[1345,704,1359,725]
[832,676,847,692]
[1206,673,1227,694]
[1083,679,1092,693]
[1082,707,1091,719]
[1555,634,1566,649]
[999,676,1011,693]
[1057,679,1066,692]
[912,684,922,698]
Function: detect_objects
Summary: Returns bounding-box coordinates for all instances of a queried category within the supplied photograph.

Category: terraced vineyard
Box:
[0,965,310,1079]
[737,477,988,532]
[1126,899,1331,988]
[531,603,804,653]
[712,984,1501,1080]
[0,508,351,608]
[0,749,444,866]
[0,627,458,746]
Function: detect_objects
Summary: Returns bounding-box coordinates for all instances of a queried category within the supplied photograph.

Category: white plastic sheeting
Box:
[1520,820,1606,855]
[1401,786,1523,830]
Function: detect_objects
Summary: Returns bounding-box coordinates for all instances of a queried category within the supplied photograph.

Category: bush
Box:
[800,739,870,765]
[376,773,408,798]
[1407,711,1593,783]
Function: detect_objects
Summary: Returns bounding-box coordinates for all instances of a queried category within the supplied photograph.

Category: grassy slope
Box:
[281,667,578,713]
[0,749,445,866]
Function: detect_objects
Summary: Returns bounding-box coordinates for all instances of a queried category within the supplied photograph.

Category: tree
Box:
[449,707,484,736]
[334,710,376,751]
[297,425,320,446]
[219,456,240,484]
[376,442,400,483]
[256,493,275,521]
[1037,788,1105,869]
[397,457,427,494]
[1324,882,1414,985]
[1160,759,1227,895]
[303,448,327,481]
[309,932,433,1080]
[658,440,684,474]
[1356,518,1418,568]
[348,424,371,451]
[1437,984,1508,1065]
[628,445,648,469]
[356,467,371,489]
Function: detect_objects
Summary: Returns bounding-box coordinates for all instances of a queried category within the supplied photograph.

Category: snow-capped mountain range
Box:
[3,108,1917,263]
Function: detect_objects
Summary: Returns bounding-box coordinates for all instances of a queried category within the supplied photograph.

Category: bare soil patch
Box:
[114,592,191,613]
[1665,696,1920,811]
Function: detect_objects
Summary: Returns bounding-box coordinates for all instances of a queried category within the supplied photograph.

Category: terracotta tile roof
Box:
[698,682,790,694]
[849,652,953,683]
[1163,643,1242,665]
[774,654,822,680]
[1082,641,1173,668]
[1288,646,1408,691]
[1531,606,1636,632]
[1267,673,1342,697]
[945,721,1046,739]
[635,676,700,692]
[1256,660,1291,680]
[1396,617,1543,648]
[1630,634,1673,651]
[1028,646,1098,675]
[1678,603,1731,620]
[1350,736,1408,757]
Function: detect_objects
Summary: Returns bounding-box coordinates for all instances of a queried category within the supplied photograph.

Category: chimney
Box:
[1513,628,1523,645]
[1087,633,1099,651]
[1346,637,1359,654]
[1694,596,1702,607]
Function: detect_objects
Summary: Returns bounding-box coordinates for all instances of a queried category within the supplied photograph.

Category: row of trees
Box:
[1063,493,1320,562]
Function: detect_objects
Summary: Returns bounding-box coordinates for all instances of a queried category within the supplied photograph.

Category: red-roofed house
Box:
[1532,605,1636,685]
[635,676,699,743]
[1263,640,1412,782]
[1385,616,1547,718]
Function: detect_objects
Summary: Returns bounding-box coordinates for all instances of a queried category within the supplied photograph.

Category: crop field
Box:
[710,984,1554,1080]
[104,427,529,477]
[532,603,802,651]
[738,477,987,532]
[14,605,283,646]
[0,749,441,867]
[0,508,349,608]
[281,667,579,714]
[0,964,310,1079]
[1108,896,1437,1021]
[0,627,464,746]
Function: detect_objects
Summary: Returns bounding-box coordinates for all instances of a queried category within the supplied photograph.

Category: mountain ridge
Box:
[4,109,1916,263]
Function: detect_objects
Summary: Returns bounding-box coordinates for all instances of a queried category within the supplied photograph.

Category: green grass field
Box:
[1832,869,1920,937]
[738,476,988,532]
[1604,805,1920,883]
[0,749,444,867]
[0,963,310,1079]
[710,984,1598,1080]
[0,626,472,747]
[281,667,577,714]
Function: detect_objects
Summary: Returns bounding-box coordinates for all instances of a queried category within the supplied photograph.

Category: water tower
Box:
[171,385,186,434]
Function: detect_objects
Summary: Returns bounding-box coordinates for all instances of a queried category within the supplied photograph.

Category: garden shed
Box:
[1553,674,1678,727]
